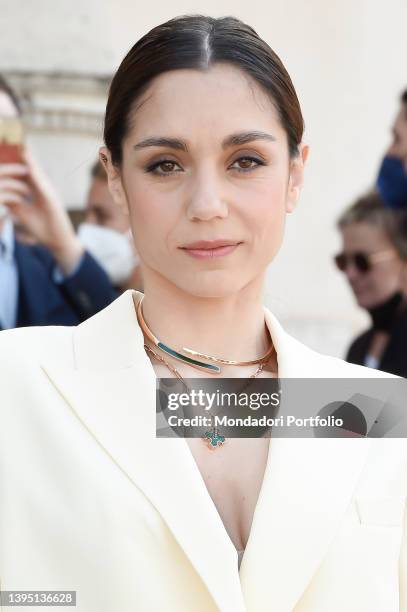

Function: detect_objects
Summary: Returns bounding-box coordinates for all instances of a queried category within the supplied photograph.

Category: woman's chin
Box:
[355,295,376,310]
[147,265,261,298]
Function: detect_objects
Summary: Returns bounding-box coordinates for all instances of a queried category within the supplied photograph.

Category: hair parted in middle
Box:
[103,14,305,166]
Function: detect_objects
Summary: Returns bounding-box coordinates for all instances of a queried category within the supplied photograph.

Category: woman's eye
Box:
[145,155,265,177]
[145,160,182,176]
[231,156,265,172]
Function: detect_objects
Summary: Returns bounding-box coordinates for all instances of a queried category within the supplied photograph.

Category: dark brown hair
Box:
[104,14,304,165]
[0,75,22,115]
[337,191,407,260]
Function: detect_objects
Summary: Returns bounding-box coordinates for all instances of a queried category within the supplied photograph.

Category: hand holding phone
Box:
[0,117,24,164]
[0,117,29,220]
[0,134,84,273]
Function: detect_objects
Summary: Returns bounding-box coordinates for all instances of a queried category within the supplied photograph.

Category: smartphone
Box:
[0,118,25,218]
[0,117,24,164]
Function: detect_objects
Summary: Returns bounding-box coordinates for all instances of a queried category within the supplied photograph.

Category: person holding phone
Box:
[0,75,118,329]
[335,191,407,376]
[0,15,406,612]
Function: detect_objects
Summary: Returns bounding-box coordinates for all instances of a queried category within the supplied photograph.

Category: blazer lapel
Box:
[41,290,246,612]
[239,309,373,611]
[41,290,372,612]
[240,437,371,611]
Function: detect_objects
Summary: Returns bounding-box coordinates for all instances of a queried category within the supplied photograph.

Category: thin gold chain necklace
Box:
[144,343,270,450]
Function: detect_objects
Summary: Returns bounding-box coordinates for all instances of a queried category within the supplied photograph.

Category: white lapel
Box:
[41,290,245,612]
[240,438,371,612]
[239,308,372,611]
[41,290,372,612]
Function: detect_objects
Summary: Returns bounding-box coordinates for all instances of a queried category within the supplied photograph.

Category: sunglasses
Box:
[334,249,396,274]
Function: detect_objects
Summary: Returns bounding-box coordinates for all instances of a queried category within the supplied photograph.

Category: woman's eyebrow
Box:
[134,137,187,152]
[222,130,276,148]
[133,130,276,152]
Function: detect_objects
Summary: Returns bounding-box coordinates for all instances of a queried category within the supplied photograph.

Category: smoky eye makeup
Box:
[229,149,269,171]
[143,157,183,176]
[230,156,267,173]
[143,156,269,177]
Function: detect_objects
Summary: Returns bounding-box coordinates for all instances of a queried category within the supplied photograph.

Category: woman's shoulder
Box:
[0,324,75,371]
[0,291,139,379]
[0,326,77,406]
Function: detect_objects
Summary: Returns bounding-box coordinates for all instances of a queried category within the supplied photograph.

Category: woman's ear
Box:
[286,143,309,214]
[99,146,130,216]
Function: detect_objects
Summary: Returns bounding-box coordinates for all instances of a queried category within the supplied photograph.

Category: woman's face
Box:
[102,63,307,298]
[339,222,403,309]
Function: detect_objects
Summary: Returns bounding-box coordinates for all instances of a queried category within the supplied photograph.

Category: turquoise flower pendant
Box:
[203,428,226,450]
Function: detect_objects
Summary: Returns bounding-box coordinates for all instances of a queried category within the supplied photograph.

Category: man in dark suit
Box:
[0,75,117,330]
[0,219,118,329]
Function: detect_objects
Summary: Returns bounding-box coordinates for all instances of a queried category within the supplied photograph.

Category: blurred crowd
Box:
[0,74,406,376]
[334,89,407,376]
[0,75,143,331]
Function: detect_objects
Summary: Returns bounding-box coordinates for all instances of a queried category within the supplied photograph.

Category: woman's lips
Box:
[181,243,241,259]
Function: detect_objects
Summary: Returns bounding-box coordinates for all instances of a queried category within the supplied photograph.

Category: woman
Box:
[335,191,407,376]
[1,15,406,612]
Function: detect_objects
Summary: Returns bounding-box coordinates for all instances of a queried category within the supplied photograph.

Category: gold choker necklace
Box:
[136,295,274,375]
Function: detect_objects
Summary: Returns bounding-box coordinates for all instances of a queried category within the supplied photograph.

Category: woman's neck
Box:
[137,276,272,370]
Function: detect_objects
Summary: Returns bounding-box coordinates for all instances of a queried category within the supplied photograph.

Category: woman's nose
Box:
[186,174,229,221]
[345,262,362,281]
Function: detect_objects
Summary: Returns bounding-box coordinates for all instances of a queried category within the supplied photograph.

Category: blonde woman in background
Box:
[335,192,407,376]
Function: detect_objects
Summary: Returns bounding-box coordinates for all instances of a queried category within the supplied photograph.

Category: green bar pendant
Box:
[157,341,221,373]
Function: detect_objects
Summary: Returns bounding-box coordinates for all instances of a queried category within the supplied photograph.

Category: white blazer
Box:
[0,289,406,612]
